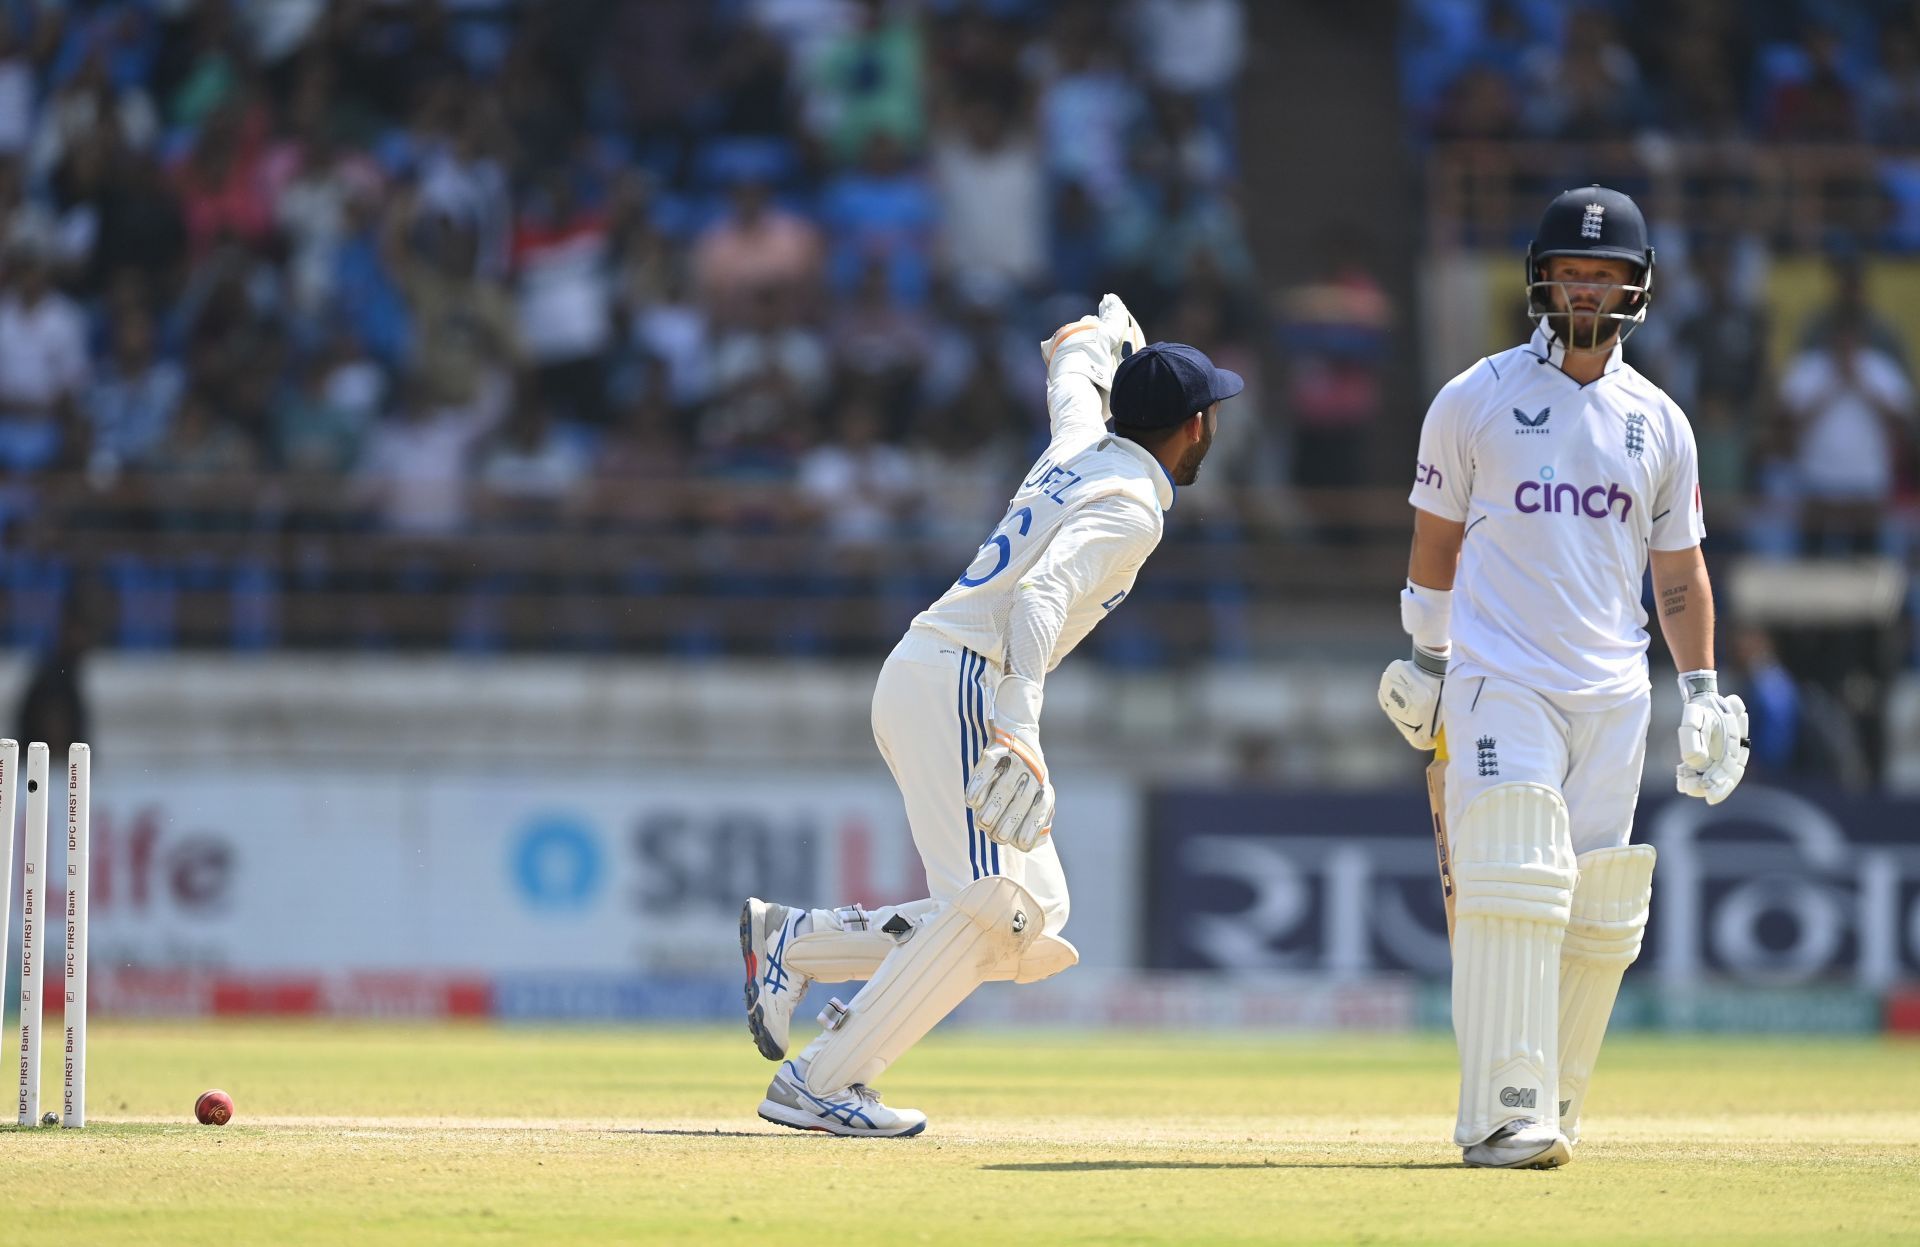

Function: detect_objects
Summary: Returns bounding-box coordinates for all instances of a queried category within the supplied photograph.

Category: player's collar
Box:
[1525,324,1624,382]
[1108,433,1178,510]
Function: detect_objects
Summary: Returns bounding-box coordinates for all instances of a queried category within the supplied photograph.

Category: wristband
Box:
[1678,669,1718,699]
[1400,580,1453,655]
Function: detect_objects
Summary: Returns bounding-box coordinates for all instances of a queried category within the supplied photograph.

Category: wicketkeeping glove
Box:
[1040,291,1145,391]
[1675,670,1750,805]
[965,673,1054,853]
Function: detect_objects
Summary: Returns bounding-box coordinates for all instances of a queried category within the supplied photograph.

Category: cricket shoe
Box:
[757,1059,927,1138]
[1462,1119,1573,1169]
[740,898,810,1060]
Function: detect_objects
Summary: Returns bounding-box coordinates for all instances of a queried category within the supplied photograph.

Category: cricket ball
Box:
[195,1089,234,1126]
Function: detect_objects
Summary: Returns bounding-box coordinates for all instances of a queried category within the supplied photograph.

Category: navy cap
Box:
[1110,342,1244,429]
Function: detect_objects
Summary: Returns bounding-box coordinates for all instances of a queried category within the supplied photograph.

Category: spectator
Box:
[29,44,157,185]
[1035,7,1140,203]
[355,373,512,535]
[512,169,614,425]
[1776,310,1916,551]
[930,97,1045,290]
[274,128,386,317]
[87,308,182,473]
[383,186,519,414]
[1766,28,1862,143]
[1669,240,1769,414]
[0,15,33,158]
[1107,171,1253,298]
[172,102,273,260]
[799,397,921,546]
[1798,254,1908,374]
[807,0,926,163]
[693,176,824,326]
[145,386,257,476]
[820,131,937,303]
[0,241,89,471]
[1865,24,1920,146]
[477,404,591,529]
[1520,8,1644,141]
[84,150,187,303]
[271,345,374,476]
[830,258,934,407]
[1132,91,1233,190]
[1431,64,1521,141]
[705,283,831,452]
[1049,178,1111,297]
[1276,247,1390,493]
[1129,0,1245,101]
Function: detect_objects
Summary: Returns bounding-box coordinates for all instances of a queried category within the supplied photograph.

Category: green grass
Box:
[2,1023,1917,1244]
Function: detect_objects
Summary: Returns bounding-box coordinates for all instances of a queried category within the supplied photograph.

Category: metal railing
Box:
[1426,141,1898,252]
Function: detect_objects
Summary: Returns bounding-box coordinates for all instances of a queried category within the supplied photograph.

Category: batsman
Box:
[1377,186,1751,1169]
[738,294,1240,1136]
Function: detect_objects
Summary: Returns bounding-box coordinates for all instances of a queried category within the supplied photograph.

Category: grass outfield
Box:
[1,1023,1916,1244]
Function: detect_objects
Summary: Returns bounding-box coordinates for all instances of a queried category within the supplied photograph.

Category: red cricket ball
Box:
[195,1089,234,1126]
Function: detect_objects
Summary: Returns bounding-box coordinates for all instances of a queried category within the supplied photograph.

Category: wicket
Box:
[4,739,90,1128]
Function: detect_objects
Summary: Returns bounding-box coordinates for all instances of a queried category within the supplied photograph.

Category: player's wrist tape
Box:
[1678,669,1718,699]
[991,673,1044,738]
[1412,645,1448,677]
[1400,580,1453,655]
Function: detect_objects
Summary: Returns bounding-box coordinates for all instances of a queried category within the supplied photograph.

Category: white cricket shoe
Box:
[740,898,810,1060]
[1462,1119,1573,1169]
[757,1059,927,1138]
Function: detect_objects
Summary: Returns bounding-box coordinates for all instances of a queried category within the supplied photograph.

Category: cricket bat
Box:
[1428,726,1455,945]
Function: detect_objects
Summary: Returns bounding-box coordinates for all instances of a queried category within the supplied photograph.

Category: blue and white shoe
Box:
[757,1059,927,1138]
[740,898,809,1061]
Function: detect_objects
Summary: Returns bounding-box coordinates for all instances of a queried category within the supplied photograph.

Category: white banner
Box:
[7,766,1141,982]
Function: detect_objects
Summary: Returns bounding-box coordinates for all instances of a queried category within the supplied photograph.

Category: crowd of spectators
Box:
[0,0,1256,556]
[1406,0,1920,148]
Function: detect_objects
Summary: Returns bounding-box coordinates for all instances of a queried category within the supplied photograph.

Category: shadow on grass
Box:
[982,1160,1464,1172]
[612,1129,771,1138]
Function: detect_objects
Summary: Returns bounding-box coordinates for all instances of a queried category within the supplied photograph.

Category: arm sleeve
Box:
[1406,381,1473,521]
[1042,321,1113,450]
[1650,409,1707,551]
[1003,494,1160,686]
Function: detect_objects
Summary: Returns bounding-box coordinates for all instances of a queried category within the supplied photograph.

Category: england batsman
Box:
[1378,186,1751,1168]
[739,294,1240,1135]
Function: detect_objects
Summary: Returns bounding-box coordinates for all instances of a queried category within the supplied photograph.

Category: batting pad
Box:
[805,875,1040,1096]
[1451,782,1577,1146]
[987,933,1079,984]
[786,900,943,983]
[1558,843,1656,1144]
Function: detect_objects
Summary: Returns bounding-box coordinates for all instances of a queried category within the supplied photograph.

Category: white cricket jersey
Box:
[913,369,1173,680]
[1409,325,1706,710]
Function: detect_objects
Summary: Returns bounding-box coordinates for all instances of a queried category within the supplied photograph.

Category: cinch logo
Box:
[1415,461,1444,489]
[1515,476,1633,522]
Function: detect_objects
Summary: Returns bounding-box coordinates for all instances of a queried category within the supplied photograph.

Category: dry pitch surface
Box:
[2,1022,1917,1244]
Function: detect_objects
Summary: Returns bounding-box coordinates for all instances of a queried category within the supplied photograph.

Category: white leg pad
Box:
[785,900,942,983]
[804,875,1040,1096]
[1451,782,1577,1146]
[987,933,1079,984]
[1558,843,1655,1144]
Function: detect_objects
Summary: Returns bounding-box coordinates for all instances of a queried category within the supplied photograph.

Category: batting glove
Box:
[1675,670,1750,805]
[965,674,1054,853]
[1378,646,1446,751]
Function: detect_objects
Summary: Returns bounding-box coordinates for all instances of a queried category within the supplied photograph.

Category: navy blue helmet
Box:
[1525,185,1655,350]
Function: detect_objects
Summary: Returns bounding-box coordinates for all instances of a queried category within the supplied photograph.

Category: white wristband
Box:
[992,673,1044,736]
[1400,580,1453,656]
[1678,669,1718,699]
